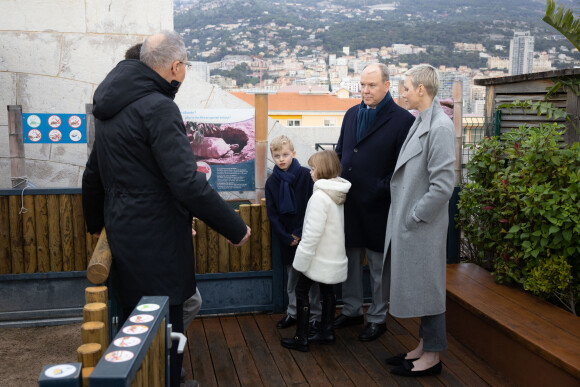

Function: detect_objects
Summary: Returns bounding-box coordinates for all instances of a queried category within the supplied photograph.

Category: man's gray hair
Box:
[140,31,187,71]
[405,64,440,97]
[364,63,390,82]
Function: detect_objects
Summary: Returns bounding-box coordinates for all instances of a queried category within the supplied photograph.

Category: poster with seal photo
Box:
[182,109,255,192]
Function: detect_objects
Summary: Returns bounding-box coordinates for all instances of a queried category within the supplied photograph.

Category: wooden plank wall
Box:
[0,194,271,276]
[0,193,97,275]
[491,79,573,143]
[193,198,272,274]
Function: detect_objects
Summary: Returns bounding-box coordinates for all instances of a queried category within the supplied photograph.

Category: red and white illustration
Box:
[122,325,149,335]
[104,350,135,363]
[28,129,42,142]
[129,314,154,323]
[48,115,62,128]
[48,129,62,142]
[196,161,212,181]
[68,115,82,128]
[113,336,142,348]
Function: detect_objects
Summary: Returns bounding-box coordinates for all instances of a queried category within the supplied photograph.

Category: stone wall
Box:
[0,0,173,188]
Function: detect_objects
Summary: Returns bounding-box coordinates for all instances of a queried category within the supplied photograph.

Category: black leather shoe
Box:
[358,322,386,341]
[390,360,442,377]
[309,320,321,335]
[276,315,297,329]
[332,313,364,329]
[386,353,419,366]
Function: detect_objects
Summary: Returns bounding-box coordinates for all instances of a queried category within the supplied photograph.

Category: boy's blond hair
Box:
[308,150,341,179]
[269,135,295,152]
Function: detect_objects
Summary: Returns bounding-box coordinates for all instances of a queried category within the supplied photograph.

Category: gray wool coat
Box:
[384,97,456,318]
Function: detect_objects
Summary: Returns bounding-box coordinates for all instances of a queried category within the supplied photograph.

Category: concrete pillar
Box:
[452,81,463,185]
[8,105,25,188]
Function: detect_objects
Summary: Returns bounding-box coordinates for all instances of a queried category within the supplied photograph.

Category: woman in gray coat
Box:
[383,65,456,376]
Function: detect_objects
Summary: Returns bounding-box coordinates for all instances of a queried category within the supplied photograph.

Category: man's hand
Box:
[230,225,251,246]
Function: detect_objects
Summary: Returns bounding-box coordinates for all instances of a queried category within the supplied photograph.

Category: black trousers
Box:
[295,272,334,302]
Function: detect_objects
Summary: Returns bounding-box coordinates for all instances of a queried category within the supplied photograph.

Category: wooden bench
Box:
[446,263,580,387]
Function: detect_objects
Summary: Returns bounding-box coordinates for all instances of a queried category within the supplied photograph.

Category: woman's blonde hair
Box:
[308,150,341,179]
[405,64,440,97]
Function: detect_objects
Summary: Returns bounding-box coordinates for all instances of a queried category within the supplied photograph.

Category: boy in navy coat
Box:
[265,135,321,330]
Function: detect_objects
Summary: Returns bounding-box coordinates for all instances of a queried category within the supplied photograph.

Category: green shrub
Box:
[457,101,580,315]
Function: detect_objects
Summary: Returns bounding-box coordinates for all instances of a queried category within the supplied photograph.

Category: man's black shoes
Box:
[358,322,386,341]
[276,314,297,329]
[332,313,364,329]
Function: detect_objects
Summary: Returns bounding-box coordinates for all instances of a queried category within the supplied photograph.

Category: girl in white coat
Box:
[281,150,351,352]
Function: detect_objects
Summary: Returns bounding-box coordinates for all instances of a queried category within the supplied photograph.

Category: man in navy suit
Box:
[334,63,414,341]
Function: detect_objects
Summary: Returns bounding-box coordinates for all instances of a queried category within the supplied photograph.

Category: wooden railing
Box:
[0,189,271,276]
[0,189,96,275]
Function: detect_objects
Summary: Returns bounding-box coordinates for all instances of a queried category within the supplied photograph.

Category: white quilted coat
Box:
[292,177,351,284]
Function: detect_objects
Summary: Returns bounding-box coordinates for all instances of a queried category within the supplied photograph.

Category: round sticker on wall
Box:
[69,129,82,142]
[44,364,77,378]
[48,129,62,142]
[28,129,42,142]
[27,115,41,128]
[48,115,62,128]
[68,115,82,128]
[113,336,142,348]
[104,350,135,363]
[136,304,160,312]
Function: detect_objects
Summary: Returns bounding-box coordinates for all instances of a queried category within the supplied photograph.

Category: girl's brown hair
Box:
[308,150,341,179]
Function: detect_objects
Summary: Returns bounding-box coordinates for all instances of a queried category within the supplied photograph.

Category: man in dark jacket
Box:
[82,31,250,387]
[334,63,414,342]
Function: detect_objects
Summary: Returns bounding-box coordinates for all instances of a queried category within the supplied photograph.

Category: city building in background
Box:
[509,31,535,75]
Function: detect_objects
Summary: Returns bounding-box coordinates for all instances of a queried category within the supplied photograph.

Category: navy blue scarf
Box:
[356,91,392,142]
[272,158,302,214]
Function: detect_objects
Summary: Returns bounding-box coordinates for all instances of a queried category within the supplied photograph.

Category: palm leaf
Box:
[542,0,580,52]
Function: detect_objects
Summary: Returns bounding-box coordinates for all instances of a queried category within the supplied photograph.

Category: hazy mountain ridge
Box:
[174,0,579,67]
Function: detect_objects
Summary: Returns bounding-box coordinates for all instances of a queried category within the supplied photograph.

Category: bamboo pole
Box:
[207,226,219,273]
[85,286,108,304]
[81,321,107,352]
[83,302,108,343]
[260,198,271,270]
[453,80,464,185]
[72,194,87,270]
[218,234,229,273]
[8,195,23,274]
[254,94,268,202]
[239,204,251,271]
[77,343,102,368]
[47,194,63,272]
[22,195,36,273]
[59,194,74,271]
[250,204,261,271]
[195,219,207,274]
[0,196,11,274]
[86,229,112,285]
[34,195,50,273]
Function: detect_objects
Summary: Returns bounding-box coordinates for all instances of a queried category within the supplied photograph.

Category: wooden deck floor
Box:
[182,310,514,386]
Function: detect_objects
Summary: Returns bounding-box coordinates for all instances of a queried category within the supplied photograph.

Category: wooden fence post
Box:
[254,94,268,202]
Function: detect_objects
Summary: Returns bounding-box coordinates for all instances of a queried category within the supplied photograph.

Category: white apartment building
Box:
[509,31,534,75]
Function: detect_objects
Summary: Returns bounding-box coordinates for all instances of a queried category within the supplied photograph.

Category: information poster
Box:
[22,113,86,144]
[181,109,255,192]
